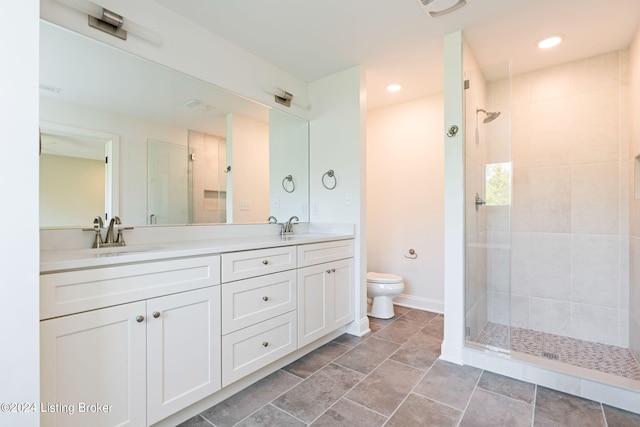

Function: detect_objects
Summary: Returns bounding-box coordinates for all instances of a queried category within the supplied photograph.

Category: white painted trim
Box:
[394,295,444,314]
[440,343,465,365]
[346,316,371,337]
[442,30,466,363]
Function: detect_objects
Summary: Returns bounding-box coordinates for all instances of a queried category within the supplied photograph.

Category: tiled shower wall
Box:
[628,27,640,364]
[487,51,630,347]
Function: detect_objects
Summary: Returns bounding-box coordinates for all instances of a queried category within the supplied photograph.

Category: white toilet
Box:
[366,272,404,319]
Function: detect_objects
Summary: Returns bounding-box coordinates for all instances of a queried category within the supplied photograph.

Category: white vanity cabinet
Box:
[221,248,298,386]
[297,241,355,348]
[40,256,221,427]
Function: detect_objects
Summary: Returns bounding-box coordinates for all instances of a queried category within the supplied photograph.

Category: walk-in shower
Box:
[463,57,640,388]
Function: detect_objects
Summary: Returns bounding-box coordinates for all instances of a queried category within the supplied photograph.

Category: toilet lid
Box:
[367,272,403,283]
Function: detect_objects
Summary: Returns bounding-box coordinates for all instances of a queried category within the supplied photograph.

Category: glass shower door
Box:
[147,139,189,225]
[464,61,512,353]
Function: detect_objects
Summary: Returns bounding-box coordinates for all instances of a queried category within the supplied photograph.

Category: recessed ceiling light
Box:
[387,84,402,92]
[537,35,563,49]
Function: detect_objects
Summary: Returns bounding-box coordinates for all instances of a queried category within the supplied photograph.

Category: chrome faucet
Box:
[105,216,121,244]
[83,215,132,248]
[282,216,299,235]
[268,216,278,224]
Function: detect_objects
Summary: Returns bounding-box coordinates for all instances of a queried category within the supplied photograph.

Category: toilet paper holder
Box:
[404,249,417,259]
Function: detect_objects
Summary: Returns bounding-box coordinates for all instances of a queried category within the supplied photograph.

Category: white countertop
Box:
[40,233,353,273]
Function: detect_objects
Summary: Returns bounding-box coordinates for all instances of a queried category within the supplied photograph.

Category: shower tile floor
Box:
[473,322,640,382]
[177,308,640,426]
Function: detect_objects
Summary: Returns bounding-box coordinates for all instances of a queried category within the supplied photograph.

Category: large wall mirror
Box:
[39,20,309,228]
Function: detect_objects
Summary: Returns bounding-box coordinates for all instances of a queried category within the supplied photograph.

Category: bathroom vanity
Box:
[39,231,354,426]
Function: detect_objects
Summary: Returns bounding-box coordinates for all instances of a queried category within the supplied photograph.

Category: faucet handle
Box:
[115,227,134,246]
[82,227,104,248]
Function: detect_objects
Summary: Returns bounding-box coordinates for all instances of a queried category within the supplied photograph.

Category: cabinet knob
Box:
[331,268,336,272]
[152,311,161,318]
[262,341,269,347]
[136,315,144,323]
[262,260,269,265]
[262,296,269,301]
[326,269,332,274]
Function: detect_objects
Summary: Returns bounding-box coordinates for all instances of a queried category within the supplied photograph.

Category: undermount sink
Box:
[90,245,163,257]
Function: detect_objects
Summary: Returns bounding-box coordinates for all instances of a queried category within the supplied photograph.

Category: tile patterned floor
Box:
[473,322,640,382]
[177,308,640,426]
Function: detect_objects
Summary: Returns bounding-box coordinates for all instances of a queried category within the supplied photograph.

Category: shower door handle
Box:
[475,193,485,211]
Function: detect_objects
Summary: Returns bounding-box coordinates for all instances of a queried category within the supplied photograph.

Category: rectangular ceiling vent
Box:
[39,83,62,94]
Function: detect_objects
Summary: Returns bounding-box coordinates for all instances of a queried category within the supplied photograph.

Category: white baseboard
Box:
[394,294,444,314]
[346,316,371,337]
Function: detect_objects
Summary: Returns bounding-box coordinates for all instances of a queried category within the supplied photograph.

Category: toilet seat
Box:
[367,272,402,284]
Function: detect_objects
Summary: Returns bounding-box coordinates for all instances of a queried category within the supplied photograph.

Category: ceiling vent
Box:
[418,0,467,17]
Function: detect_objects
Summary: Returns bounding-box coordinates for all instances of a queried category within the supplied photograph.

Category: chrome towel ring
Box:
[322,170,337,190]
[282,175,295,193]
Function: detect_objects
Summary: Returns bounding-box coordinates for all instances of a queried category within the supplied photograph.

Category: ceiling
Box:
[153,0,640,110]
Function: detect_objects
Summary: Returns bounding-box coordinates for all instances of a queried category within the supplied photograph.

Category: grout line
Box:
[601,402,609,427]
[454,368,485,427]
[531,384,537,427]
[380,364,433,426]
[197,414,216,427]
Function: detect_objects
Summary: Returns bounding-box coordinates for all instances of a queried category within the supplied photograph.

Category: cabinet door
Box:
[40,301,146,427]
[329,258,355,329]
[146,287,221,426]
[297,263,329,347]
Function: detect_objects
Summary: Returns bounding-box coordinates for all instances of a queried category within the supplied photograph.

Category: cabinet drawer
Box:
[222,270,296,334]
[297,240,354,268]
[40,255,221,320]
[222,311,297,386]
[221,246,296,282]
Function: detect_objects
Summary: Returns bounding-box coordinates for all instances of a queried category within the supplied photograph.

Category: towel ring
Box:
[322,170,337,190]
[282,175,295,193]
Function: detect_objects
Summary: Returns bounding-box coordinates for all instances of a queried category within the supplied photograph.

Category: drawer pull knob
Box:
[136,315,144,323]
[262,341,269,347]
[262,296,269,301]
[152,311,161,318]
[331,268,336,272]
[326,270,331,274]
[262,260,269,265]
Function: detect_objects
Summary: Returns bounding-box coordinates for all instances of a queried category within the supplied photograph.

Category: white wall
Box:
[367,95,445,312]
[441,31,466,364]
[309,66,369,335]
[0,2,40,426]
[269,110,310,222]
[40,154,105,227]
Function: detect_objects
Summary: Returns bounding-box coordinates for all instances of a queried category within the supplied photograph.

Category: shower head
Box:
[476,108,501,123]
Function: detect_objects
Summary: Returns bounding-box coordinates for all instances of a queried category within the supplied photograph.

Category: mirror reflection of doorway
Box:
[39,122,118,228]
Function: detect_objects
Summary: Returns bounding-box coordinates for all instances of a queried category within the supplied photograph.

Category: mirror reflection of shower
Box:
[477,108,501,123]
[475,107,501,144]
